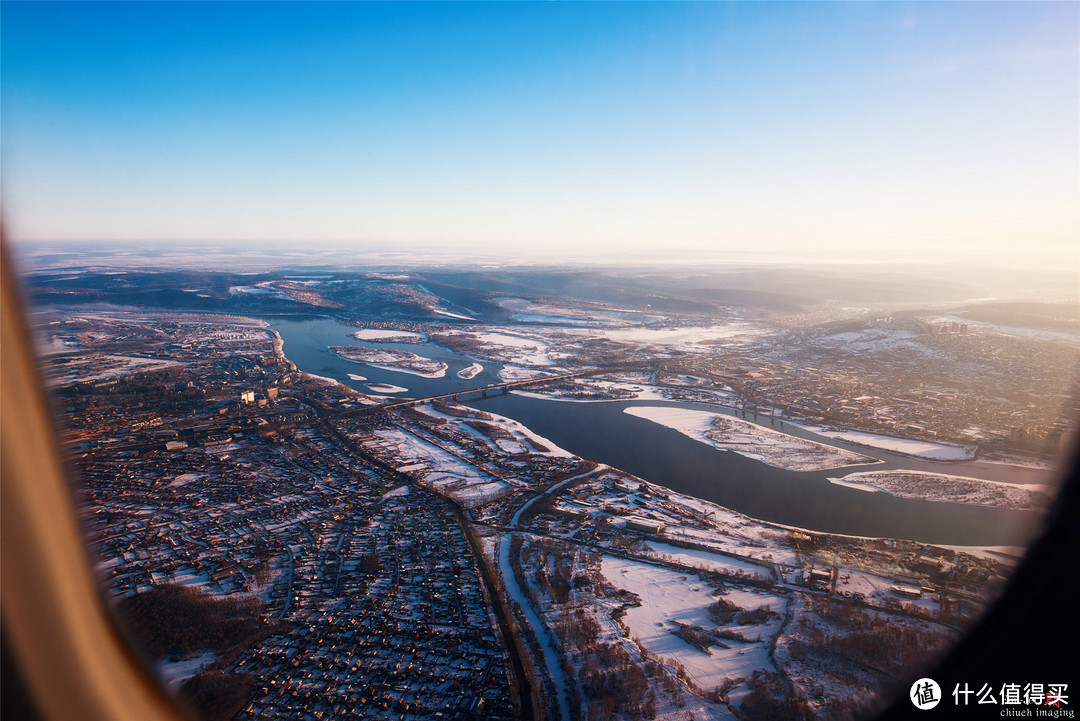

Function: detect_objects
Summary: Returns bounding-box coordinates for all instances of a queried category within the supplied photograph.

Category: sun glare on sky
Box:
[1,1,1077,270]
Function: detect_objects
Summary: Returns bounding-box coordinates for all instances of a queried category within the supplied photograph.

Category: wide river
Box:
[270,318,1051,547]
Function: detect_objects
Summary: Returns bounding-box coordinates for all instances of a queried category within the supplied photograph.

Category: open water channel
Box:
[270,317,1050,547]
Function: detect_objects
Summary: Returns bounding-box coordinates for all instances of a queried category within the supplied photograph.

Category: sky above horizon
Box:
[2,1,1078,271]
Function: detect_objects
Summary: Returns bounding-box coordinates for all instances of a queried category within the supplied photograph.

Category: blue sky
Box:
[2,1,1077,268]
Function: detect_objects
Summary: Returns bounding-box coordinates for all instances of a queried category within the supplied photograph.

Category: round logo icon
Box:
[910,678,941,710]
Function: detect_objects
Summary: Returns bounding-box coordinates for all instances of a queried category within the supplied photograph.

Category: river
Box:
[270,317,1050,547]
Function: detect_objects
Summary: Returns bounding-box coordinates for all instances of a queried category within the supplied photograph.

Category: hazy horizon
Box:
[13,238,1080,305]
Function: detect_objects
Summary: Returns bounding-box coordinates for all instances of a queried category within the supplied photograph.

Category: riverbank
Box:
[271,317,1048,546]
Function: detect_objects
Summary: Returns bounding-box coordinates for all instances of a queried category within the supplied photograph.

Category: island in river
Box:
[330,345,448,378]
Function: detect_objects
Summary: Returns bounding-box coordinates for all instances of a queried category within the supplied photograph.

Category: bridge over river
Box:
[337,362,651,417]
[94,362,652,453]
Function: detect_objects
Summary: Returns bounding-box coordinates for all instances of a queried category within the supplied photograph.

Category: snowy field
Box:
[641,542,773,580]
[156,652,218,690]
[492,296,664,326]
[625,406,877,471]
[351,328,426,342]
[662,512,799,567]
[831,568,946,616]
[46,354,182,386]
[814,429,974,460]
[413,403,575,459]
[599,322,766,350]
[438,329,556,366]
[828,470,1048,509]
[601,556,785,691]
[498,366,558,383]
[369,427,510,506]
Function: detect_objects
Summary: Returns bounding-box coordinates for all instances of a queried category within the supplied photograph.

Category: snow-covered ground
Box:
[438,329,557,367]
[351,328,426,342]
[659,373,713,387]
[641,542,773,580]
[432,308,473,320]
[601,556,785,691]
[512,378,740,409]
[435,320,765,377]
[301,372,372,399]
[492,296,664,326]
[365,382,408,394]
[46,354,182,386]
[828,470,1048,509]
[498,366,557,383]
[474,331,549,352]
[625,406,877,471]
[814,429,974,460]
[511,379,670,403]
[662,513,799,568]
[366,361,448,378]
[813,324,924,353]
[331,346,448,378]
[457,362,483,379]
[155,652,218,690]
[599,322,766,350]
[228,284,273,295]
[369,427,510,507]
[412,403,576,459]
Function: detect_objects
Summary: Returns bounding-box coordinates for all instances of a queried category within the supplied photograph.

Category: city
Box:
[26,262,1074,721]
